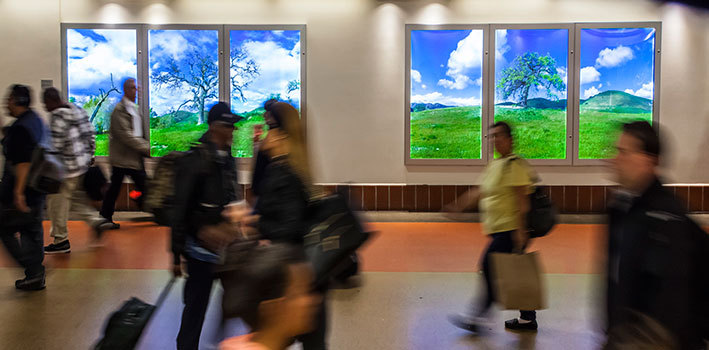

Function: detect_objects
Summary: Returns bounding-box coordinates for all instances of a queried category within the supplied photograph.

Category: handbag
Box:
[27,141,65,194]
[490,252,547,311]
[505,157,558,237]
[303,193,374,287]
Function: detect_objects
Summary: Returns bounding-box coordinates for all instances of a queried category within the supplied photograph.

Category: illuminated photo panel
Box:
[409,29,484,160]
[229,29,302,157]
[66,28,137,156]
[148,29,220,157]
[494,29,568,159]
[578,28,656,159]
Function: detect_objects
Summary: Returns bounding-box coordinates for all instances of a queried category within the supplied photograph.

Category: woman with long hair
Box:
[254,101,328,350]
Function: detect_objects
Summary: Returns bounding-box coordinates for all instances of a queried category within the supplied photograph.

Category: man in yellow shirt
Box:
[446,121,538,332]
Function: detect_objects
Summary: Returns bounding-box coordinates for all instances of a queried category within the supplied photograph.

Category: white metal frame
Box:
[405,24,490,166]
[572,22,662,166]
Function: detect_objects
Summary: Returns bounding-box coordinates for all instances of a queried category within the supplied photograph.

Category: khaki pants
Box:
[47,175,104,244]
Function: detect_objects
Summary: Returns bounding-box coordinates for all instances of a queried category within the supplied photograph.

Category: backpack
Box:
[505,157,557,238]
[144,151,185,226]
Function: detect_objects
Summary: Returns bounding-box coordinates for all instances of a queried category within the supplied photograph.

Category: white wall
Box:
[1,0,707,185]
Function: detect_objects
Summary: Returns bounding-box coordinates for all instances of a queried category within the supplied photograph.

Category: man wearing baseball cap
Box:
[171,102,246,350]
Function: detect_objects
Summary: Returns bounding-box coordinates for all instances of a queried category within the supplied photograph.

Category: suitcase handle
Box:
[154,277,177,310]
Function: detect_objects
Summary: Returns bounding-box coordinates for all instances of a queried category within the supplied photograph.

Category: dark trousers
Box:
[297,295,329,350]
[177,258,216,350]
[477,230,536,321]
[100,166,146,221]
[0,203,45,279]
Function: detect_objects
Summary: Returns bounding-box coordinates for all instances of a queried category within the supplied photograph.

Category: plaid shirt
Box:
[50,104,95,177]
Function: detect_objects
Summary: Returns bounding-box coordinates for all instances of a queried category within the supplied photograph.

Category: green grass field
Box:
[411,106,651,160]
[579,110,651,159]
[410,106,482,159]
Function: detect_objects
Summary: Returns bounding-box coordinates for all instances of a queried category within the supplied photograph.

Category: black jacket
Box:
[255,157,310,245]
[170,135,240,264]
[1,110,48,207]
[606,178,709,349]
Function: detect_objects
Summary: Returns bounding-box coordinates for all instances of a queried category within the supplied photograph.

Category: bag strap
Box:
[503,155,540,185]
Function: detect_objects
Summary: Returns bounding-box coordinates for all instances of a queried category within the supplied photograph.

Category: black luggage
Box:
[93,277,176,350]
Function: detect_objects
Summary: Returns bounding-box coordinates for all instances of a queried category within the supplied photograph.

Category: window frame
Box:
[405,24,491,166]
[572,22,662,166]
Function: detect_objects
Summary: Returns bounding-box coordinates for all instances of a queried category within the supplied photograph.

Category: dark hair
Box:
[622,121,661,158]
[491,121,512,138]
[42,87,62,104]
[263,98,278,112]
[220,243,308,330]
[9,84,31,107]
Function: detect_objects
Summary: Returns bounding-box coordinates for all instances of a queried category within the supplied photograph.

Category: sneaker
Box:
[15,275,46,291]
[448,314,488,334]
[44,240,71,254]
[94,220,115,240]
[504,318,538,331]
[105,221,120,230]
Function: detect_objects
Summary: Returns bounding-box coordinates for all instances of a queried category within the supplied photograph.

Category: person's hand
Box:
[258,239,271,247]
[172,264,183,277]
[512,229,529,253]
[222,202,251,224]
[13,192,29,213]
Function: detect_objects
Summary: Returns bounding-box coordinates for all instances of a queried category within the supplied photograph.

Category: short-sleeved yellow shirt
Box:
[478,154,533,235]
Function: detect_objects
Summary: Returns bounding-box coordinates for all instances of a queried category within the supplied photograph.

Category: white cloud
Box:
[580,66,601,85]
[230,39,301,112]
[67,29,137,91]
[411,92,481,106]
[495,29,510,66]
[583,86,600,99]
[624,81,653,99]
[438,31,483,90]
[149,31,191,61]
[421,84,426,89]
[557,67,568,85]
[595,45,634,68]
[411,69,422,83]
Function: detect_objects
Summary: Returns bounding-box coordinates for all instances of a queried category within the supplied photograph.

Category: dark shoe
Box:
[94,220,115,239]
[44,240,71,254]
[505,318,538,331]
[448,314,483,333]
[15,275,46,291]
[105,221,120,230]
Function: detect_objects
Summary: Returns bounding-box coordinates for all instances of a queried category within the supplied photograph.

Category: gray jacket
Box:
[108,98,150,169]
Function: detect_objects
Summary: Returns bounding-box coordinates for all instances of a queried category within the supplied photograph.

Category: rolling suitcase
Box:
[93,277,176,350]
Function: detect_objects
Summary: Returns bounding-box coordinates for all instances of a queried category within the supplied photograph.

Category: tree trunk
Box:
[521,84,531,107]
[198,90,205,125]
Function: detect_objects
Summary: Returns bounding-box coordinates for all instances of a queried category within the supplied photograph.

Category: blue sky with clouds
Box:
[579,28,655,100]
[67,29,137,107]
[229,30,301,113]
[410,30,484,107]
[148,29,220,116]
[495,28,569,103]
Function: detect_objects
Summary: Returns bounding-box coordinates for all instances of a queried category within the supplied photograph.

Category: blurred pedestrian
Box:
[255,101,329,350]
[446,121,540,332]
[42,87,112,253]
[100,78,149,228]
[0,85,48,291]
[604,121,708,349]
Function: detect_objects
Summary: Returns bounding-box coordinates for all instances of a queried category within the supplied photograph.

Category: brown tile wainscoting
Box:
[112,183,709,214]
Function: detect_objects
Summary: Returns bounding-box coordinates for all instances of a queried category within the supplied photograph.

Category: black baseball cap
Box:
[207,102,244,125]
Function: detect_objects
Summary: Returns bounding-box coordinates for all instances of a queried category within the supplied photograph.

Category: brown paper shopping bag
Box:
[490,252,547,310]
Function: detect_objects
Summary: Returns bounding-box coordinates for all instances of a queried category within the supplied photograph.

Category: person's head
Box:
[5,84,32,118]
[206,102,243,148]
[221,244,320,338]
[123,78,138,102]
[262,102,311,184]
[42,87,64,112]
[490,121,513,156]
[612,121,661,191]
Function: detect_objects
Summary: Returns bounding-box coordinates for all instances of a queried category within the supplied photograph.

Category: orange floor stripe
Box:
[0,221,606,273]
